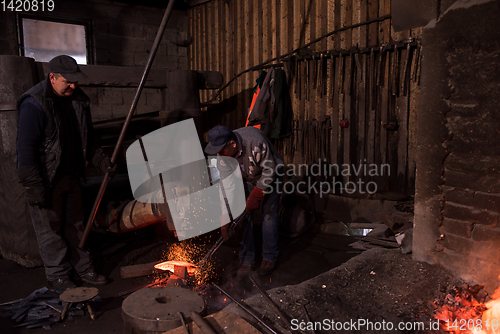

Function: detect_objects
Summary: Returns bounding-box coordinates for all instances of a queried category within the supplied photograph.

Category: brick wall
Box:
[0,0,188,121]
[414,0,500,293]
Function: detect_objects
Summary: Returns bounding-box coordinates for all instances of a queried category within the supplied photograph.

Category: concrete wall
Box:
[413,0,500,293]
[0,0,188,121]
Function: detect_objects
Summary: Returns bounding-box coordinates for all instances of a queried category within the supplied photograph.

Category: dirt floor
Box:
[0,219,468,334]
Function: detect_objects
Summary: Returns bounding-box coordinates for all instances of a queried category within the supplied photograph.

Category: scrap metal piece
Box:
[249,276,292,332]
[178,311,190,334]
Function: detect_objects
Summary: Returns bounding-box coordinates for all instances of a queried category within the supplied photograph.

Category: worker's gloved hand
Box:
[246,187,264,213]
[221,224,232,241]
[25,186,45,208]
[100,158,118,180]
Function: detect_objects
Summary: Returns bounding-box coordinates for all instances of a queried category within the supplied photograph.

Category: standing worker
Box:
[16,55,117,290]
[205,125,283,276]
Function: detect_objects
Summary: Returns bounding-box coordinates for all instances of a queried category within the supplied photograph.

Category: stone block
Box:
[120,51,135,67]
[472,225,500,246]
[471,241,500,265]
[442,218,473,239]
[445,169,500,193]
[439,233,474,256]
[153,54,168,69]
[443,202,499,226]
[133,52,149,67]
[444,186,500,214]
[473,192,500,213]
[145,90,161,110]
[123,38,146,53]
[95,35,122,53]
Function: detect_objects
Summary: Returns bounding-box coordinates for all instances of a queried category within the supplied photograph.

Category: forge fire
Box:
[433,280,500,334]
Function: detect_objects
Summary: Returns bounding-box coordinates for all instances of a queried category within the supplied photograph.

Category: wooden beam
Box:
[120,261,160,279]
[37,62,222,89]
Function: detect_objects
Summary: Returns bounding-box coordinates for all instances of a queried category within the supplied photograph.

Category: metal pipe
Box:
[249,276,292,332]
[207,14,392,103]
[211,283,278,334]
[178,311,190,334]
[79,0,177,249]
[190,311,217,334]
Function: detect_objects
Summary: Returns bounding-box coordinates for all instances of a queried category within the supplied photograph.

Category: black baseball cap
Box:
[48,55,87,82]
[204,126,234,155]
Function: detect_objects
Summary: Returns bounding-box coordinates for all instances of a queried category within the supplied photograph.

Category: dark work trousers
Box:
[239,180,282,264]
[28,174,93,281]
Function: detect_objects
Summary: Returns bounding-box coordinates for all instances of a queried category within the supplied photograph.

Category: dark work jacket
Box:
[17,76,104,185]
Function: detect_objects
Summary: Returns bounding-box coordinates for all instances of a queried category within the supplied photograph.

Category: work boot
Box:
[257,260,276,276]
[49,277,76,291]
[79,269,108,286]
[237,263,254,277]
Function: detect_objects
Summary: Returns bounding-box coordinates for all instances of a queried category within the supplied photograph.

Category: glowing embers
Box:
[154,260,197,275]
[433,282,500,334]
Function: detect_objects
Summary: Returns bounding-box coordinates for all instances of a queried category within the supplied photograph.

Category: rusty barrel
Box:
[0,55,42,267]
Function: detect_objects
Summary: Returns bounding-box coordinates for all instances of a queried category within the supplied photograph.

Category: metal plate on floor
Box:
[122,286,206,332]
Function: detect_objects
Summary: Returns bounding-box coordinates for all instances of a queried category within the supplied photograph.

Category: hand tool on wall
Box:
[318,53,324,98]
[297,59,302,100]
[377,45,384,87]
[330,53,336,107]
[294,56,299,97]
[79,0,177,249]
[392,45,400,97]
[305,58,309,101]
[401,42,412,96]
[291,119,298,157]
[369,48,376,110]
[412,44,421,83]
[312,53,317,90]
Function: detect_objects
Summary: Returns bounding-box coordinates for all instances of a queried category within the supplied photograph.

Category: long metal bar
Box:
[190,311,218,334]
[249,276,292,332]
[178,311,190,334]
[79,0,177,249]
[211,283,278,334]
[196,212,248,267]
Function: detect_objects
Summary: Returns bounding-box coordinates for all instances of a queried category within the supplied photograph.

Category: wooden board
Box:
[163,311,261,334]
[120,261,160,279]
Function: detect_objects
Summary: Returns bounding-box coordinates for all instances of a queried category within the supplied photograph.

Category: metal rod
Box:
[190,311,217,334]
[178,311,190,334]
[196,213,248,267]
[249,276,292,331]
[117,276,169,297]
[211,283,278,334]
[79,0,177,249]
[207,14,391,103]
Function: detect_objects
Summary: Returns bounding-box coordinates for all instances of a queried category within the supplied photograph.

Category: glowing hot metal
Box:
[154,261,197,275]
